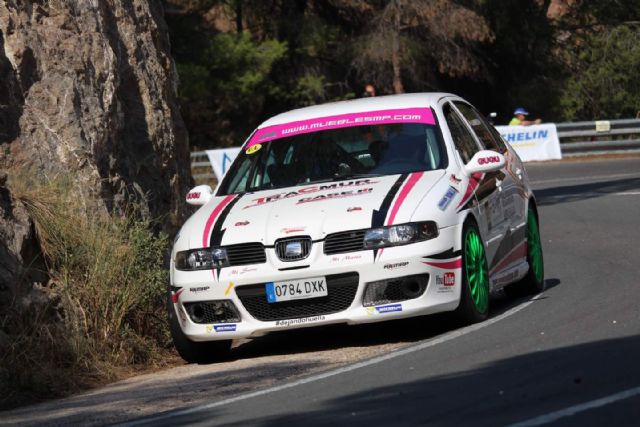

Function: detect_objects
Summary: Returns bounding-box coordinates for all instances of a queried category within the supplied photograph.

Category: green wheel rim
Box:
[464,227,489,314]
[527,210,544,283]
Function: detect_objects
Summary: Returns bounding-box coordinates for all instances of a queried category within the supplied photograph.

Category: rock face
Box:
[0,1,190,299]
[0,173,46,299]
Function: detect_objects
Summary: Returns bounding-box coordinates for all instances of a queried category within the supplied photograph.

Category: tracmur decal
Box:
[297,187,373,204]
[243,179,377,209]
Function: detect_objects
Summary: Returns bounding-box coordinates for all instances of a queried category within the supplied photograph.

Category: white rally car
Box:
[170,93,544,363]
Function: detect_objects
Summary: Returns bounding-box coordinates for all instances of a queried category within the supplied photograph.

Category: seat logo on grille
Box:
[275,237,311,261]
[285,241,303,258]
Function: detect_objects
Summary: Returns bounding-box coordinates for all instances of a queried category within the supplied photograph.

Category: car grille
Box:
[274,236,312,262]
[235,273,359,321]
[226,242,267,266]
[323,230,366,255]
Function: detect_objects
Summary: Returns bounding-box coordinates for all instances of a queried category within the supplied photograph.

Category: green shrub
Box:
[0,176,172,409]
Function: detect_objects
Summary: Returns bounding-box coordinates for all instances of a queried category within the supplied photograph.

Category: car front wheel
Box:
[455,220,490,324]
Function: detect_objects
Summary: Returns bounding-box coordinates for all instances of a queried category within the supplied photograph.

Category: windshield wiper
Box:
[332,172,382,181]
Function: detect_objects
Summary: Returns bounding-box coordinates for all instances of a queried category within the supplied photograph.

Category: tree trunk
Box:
[391,1,404,94]
[235,0,243,33]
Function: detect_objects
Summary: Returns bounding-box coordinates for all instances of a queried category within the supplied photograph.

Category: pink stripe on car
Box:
[201,194,236,248]
[386,172,424,226]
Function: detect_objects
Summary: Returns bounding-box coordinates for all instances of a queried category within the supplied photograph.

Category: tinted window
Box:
[443,103,480,163]
[454,102,507,153]
[218,122,448,195]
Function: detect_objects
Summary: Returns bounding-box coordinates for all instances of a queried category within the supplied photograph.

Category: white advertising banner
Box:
[205,148,241,180]
[495,123,562,162]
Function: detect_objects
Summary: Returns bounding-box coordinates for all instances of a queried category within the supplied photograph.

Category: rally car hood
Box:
[182,171,445,249]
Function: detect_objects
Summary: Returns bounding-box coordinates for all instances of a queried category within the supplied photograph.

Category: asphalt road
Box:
[127,157,640,426]
[2,157,639,426]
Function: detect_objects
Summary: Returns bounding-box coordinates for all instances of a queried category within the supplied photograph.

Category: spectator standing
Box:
[362,84,376,97]
[509,107,542,126]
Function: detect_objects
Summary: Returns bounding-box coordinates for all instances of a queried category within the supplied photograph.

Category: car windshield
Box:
[218,119,447,196]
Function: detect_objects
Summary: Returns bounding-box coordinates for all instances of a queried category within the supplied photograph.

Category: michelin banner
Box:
[205,148,241,181]
[495,123,562,162]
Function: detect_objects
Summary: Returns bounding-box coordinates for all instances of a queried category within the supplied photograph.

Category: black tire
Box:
[168,295,232,364]
[455,220,490,324]
[504,208,545,297]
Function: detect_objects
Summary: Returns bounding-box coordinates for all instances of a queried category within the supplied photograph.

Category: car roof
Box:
[258,92,456,128]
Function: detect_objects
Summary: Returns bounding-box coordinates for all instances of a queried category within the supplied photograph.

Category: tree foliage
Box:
[177,32,287,147]
[557,0,640,120]
[560,25,640,120]
[163,0,640,147]
[353,0,494,94]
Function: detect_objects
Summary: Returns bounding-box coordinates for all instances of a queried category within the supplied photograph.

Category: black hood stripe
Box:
[371,174,408,260]
[209,194,243,248]
[371,174,408,228]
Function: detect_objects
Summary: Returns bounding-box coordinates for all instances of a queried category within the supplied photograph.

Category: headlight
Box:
[175,248,229,271]
[363,222,438,249]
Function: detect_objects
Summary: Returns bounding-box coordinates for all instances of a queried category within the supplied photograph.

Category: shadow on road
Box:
[176,334,640,427]
[535,177,640,207]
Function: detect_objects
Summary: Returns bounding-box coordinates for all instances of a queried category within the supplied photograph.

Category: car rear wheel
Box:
[455,220,490,323]
[168,295,232,364]
[505,207,545,296]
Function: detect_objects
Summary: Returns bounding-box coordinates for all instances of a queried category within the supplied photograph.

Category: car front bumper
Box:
[171,224,463,341]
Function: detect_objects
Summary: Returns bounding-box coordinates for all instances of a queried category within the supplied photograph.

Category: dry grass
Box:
[0,176,173,409]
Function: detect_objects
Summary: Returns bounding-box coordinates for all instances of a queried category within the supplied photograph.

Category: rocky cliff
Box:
[0,1,190,303]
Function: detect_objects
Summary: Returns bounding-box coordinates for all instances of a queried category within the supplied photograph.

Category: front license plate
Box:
[266,276,328,303]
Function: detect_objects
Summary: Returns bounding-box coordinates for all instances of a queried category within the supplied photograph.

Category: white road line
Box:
[543,191,640,199]
[613,191,640,196]
[120,294,544,426]
[506,385,640,427]
[530,172,640,186]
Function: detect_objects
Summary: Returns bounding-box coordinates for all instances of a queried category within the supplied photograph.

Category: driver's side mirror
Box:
[463,150,506,175]
[185,185,213,206]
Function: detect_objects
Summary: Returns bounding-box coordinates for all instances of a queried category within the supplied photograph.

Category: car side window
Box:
[443,103,480,164]
[454,102,507,153]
